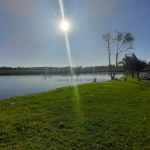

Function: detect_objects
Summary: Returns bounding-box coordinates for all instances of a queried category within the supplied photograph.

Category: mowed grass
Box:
[0,78,150,150]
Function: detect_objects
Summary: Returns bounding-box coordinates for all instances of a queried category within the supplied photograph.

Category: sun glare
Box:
[60,21,70,31]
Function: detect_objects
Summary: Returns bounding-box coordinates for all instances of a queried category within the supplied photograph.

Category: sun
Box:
[60,21,70,31]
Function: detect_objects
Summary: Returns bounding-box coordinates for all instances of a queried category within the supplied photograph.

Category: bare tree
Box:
[102,32,114,79]
[115,32,134,66]
[112,31,134,79]
[102,31,134,80]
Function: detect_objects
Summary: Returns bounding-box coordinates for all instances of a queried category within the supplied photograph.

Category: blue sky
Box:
[0,0,150,67]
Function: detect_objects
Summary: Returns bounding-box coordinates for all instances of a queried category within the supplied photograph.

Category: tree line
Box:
[0,65,124,75]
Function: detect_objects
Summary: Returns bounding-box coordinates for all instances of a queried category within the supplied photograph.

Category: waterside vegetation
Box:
[0,66,124,75]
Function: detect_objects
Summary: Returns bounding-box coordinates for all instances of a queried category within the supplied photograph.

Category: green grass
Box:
[0,78,150,149]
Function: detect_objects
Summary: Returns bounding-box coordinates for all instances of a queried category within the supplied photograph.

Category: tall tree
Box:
[102,32,113,79]
[102,31,134,79]
[112,32,134,79]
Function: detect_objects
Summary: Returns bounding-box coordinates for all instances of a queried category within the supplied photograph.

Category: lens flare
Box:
[58,0,73,72]
[58,0,84,125]
[60,21,70,31]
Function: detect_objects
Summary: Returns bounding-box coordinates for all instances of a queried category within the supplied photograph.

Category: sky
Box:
[0,0,150,67]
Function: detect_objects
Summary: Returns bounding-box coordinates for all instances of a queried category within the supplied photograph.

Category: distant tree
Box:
[118,55,131,76]
[113,31,134,79]
[119,53,146,78]
[102,31,113,79]
[128,53,138,78]
[136,59,147,77]
[102,31,134,79]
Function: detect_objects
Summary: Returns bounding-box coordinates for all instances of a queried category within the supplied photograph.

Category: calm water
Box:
[0,73,124,100]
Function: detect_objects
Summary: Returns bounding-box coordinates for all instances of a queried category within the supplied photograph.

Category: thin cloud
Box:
[0,0,38,17]
[84,0,117,18]
[1,32,35,52]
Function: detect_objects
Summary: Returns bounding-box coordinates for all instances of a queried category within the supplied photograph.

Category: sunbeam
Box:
[64,31,73,74]
[58,0,73,74]
[59,0,65,21]
[58,0,84,124]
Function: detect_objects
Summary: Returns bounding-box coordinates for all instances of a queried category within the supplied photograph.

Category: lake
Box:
[0,73,124,100]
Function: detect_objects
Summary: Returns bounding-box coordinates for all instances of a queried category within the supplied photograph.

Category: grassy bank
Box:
[0,78,150,149]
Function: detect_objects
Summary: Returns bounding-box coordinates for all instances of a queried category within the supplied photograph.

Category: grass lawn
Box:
[0,78,150,149]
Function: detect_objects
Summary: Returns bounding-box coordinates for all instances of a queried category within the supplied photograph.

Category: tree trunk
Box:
[132,70,134,78]
[112,53,118,80]
[137,71,140,78]
[112,72,115,80]
[108,54,113,80]
[116,53,118,68]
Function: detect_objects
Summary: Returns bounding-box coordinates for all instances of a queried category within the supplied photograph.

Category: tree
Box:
[136,59,147,77]
[118,54,131,77]
[102,32,113,79]
[119,53,146,78]
[113,31,134,79]
[102,31,134,79]
[128,53,138,78]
